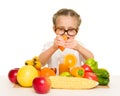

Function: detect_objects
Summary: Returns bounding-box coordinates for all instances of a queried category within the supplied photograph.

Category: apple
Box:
[8,68,19,83]
[32,77,51,94]
[60,72,72,77]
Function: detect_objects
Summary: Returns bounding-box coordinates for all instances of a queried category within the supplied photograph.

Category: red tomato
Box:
[81,64,93,72]
[84,72,98,82]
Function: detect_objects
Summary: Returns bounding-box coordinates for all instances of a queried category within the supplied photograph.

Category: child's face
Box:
[53,16,79,39]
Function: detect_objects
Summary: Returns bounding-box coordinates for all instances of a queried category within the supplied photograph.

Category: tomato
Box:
[84,72,98,82]
[81,64,93,72]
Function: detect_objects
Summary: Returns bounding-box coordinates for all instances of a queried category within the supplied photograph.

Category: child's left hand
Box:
[64,38,79,50]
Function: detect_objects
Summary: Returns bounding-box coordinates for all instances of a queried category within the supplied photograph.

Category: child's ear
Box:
[53,26,57,35]
[77,27,79,33]
[53,26,56,32]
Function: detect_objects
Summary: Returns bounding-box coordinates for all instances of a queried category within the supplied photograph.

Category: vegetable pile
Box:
[59,57,110,86]
[85,58,110,86]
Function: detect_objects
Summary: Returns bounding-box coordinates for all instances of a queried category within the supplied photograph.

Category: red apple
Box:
[8,68,19,83]
[32,77,51,94]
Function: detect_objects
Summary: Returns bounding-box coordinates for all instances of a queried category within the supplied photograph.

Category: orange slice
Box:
[59,35,67,51]
[63,54,77,68]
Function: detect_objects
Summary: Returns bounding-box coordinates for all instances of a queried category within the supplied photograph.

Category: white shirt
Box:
[42,41,85,69]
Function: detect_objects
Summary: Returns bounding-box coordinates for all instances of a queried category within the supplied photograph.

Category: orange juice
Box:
[59,63,69,75]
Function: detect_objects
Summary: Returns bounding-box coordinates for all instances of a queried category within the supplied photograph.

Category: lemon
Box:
[17,65,39,87]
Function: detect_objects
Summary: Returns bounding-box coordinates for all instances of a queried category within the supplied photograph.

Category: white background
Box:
[0,0,120,76]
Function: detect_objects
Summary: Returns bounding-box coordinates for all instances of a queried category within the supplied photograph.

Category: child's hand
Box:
[53,35,66,50]
[54,35,78,51]
[64,38,79,50]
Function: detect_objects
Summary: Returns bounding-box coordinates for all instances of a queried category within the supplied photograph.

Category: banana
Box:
[25,60,34,66]
[25,56,41,70]
[34,61,41,70]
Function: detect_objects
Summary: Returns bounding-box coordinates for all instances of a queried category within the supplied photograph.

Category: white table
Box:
[0,75,120,96]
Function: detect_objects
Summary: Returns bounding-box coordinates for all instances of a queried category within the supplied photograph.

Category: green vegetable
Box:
[85,58,98,71]
[93,68,110,78]
[98,77,110,85]
[78,69,85,77]
[93,68,110,85]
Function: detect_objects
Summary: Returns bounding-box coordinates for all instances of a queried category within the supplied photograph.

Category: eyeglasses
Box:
[55,27,78,36]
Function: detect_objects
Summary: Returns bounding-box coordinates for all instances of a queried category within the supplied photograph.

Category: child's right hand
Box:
[54,35,67,51]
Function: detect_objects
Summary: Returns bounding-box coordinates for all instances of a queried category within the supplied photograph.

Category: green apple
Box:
[60,72,72,77]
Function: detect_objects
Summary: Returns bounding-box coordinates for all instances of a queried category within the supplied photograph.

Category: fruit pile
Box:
[8,56,56,94]
[8,55,110,94]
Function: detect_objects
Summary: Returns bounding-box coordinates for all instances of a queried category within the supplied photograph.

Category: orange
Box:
[50,67,57,74]
[59,35,67,51]
[37,70,41,76]
[70,67,85,77]
[40,67,56,77]
[63,54,77,68]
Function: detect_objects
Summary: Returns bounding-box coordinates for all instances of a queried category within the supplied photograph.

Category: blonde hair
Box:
[53,8,81,27]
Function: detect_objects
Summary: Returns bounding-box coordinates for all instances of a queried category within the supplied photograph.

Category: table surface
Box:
[0,75,120,96]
